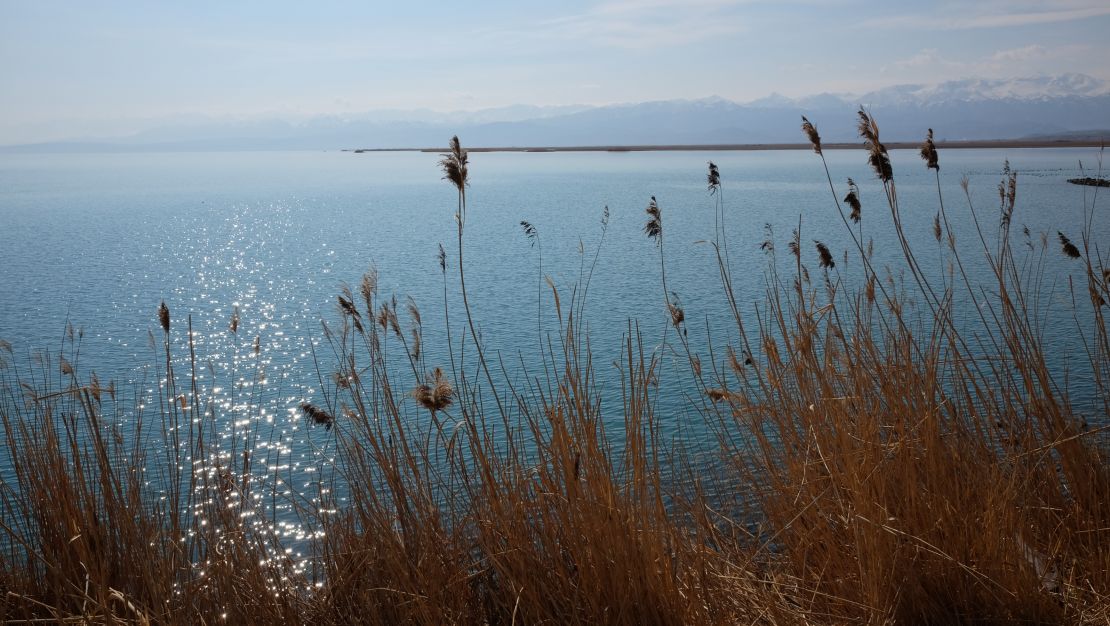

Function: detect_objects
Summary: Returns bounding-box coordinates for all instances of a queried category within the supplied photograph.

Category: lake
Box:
[1,146,1105,546]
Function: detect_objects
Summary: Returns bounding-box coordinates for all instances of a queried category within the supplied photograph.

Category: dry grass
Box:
[1,118,1108,625]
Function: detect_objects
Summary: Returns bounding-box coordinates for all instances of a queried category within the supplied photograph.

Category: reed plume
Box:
[996,161,1017,232]
[815,241,834,269]
[89,372,101,404]
[332,371,351,389]
[1058,231,1082,259]
[360,267,379,313]
[439,136,468,193]
[407,296,422,361]
[644,196,662,242]
[158,301,170,334]
[707,161,721,193]
[339,284,358,314]
[377,299,401,338]
[229,305,240,334]
[337,294,364,332]
[300,401,335,430]
[760,223,774,253]
[413,367,453,412]
[1090,285,1106,308]
[520,220,538,246]
[406,296,421,328]
[857,108,892,182]
[706,388,732,403]
[844,178,861,223]
[667,291,685,328]
[920,128,939,170]
[437,243,447,273]
[801,116,821,155]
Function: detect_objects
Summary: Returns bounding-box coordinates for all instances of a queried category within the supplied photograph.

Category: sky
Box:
[2,0,1109,144]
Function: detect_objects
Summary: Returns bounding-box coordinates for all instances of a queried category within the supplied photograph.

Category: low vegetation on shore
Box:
[2,113,1108,624]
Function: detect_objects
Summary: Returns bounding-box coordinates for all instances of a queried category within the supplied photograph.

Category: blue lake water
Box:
[1,146,1106,544]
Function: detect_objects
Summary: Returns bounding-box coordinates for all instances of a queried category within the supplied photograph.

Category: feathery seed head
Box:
[300,402,335,431]
[844,178,861,223]
[667,291,685,328]
[999,161,1017,229]
[760,223,775,253]
[706,388,732,403]
[332,371,351,390]
[857,109,878,144]
[414,367,454,412]
[520,220,538,246]
[801,116,822,155]
[360,267,379,313]
[406,295,421,328]
[920,128,939,170]
[338,294,364,333]
[158,301,170,334]
[815,241,835,269]
[1058,231,1081,259]
[707,161,721,193]
[644,196,662,242]
[439,136,469,192]
[858,108,892,182]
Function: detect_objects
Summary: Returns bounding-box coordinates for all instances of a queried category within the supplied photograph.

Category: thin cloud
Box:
[879,43,1108,84]
[865,4,1110,30]
[989,45,1048,62]
[531,0,754,48]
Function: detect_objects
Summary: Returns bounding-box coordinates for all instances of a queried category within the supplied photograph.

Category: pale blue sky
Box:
[2,0,1109,143]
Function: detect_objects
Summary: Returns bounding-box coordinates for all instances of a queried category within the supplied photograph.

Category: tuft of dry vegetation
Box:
[2,120,1108,625]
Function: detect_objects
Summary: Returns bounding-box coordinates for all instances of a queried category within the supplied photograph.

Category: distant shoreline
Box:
[345,138,1105,154]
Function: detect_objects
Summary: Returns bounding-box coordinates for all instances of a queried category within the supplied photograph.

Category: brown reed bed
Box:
[2,115,1108,624]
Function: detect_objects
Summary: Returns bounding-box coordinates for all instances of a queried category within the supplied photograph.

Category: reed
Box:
[1,117,1107,625]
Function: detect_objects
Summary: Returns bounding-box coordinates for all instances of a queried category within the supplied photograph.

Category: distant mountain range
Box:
[5,74,1109,152]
